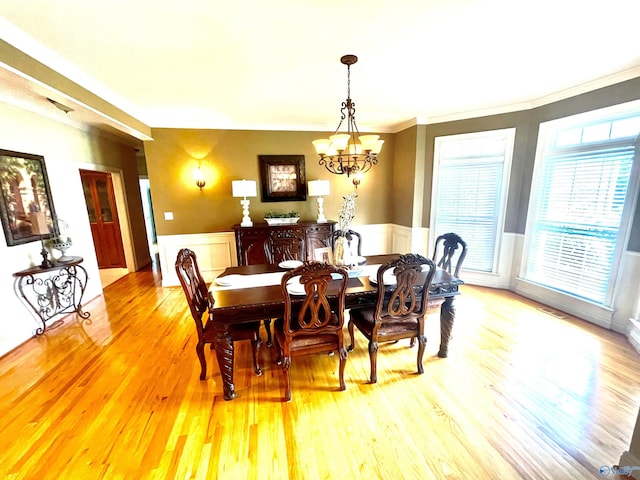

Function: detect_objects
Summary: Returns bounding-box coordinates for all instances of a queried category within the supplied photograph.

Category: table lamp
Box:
[232,179,257,227]
[308,180,330,223]
[30,211,53,268]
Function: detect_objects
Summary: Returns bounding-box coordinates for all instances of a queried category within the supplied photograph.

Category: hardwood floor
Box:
[1,264,639,479]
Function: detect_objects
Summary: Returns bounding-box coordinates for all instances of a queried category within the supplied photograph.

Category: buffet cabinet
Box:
[233,221,335,266]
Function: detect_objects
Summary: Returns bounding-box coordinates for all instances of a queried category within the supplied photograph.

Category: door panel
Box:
[80,170,126,268]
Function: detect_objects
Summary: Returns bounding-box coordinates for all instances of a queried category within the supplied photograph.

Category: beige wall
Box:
[144,129,395,235]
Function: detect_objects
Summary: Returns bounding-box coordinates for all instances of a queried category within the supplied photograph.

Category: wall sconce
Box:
[232,179,257,227]
[308,180,331,223]
[194,165,206,189]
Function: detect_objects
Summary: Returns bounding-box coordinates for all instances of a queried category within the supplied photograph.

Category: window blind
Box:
[524,143,635,303]
[433,129,514,273]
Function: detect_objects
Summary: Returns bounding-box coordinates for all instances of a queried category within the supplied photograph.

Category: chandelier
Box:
[312,55,383,177]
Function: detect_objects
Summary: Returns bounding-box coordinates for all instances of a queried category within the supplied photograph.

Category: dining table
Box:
[208,254,463,400]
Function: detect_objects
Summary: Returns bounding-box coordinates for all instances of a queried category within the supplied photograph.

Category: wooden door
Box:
[80,170,126,268]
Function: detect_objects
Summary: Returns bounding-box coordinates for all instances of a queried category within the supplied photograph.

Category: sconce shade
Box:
[232,180,257,198]
[30,212,50,235]
[308,180,331,197]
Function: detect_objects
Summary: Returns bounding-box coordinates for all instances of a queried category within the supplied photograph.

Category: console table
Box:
[233,221,335,266]
[13,256,90,335]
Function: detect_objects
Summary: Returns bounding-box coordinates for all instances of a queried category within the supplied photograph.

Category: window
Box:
[431,129,515,272]
[523,108,640,305]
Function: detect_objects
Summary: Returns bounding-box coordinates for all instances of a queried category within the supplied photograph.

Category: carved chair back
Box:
[280,262,348,336]
[374,253,436,324]
[264,230,306,264]
[175,248,208,339]
[432,232,467,278]
[331,229,362,257]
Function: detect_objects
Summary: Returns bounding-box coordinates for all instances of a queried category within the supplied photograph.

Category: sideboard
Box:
[232,221,335,266]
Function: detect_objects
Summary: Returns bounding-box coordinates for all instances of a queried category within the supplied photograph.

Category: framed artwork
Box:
[0,149,57,246]
[259,155,306,202]
[313,246,334,264]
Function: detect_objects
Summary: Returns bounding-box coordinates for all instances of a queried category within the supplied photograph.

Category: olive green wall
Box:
[144,129,394,235]
[145,78,640,248]
[420,76,640,251]
[423,111,531,232]
[391,126,418,227]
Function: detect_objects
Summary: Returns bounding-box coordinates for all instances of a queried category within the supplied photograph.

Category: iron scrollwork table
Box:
[13,256,90,335]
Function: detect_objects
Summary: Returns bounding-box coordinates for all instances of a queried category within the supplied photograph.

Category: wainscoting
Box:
[158,232,238,287]
[157,224,416,287]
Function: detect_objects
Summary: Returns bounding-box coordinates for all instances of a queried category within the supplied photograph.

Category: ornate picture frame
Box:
[258,155,306,202]
[313,246,334,264]
[0,149,57,246]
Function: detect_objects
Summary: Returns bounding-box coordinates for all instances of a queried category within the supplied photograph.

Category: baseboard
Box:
[628,319,640,356]
[617,450,640,478]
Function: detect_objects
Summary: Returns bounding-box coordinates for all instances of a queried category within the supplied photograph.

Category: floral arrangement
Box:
[337,192,357,232]
[49,218,72,245]
[264,210,299,218]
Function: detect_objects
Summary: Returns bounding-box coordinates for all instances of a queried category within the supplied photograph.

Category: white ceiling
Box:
[1,0,640,135]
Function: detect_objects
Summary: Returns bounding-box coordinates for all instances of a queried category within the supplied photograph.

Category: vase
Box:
[334,236,346,265]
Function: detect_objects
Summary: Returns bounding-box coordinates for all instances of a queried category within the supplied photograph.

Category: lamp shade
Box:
[308,180,330,197]
[30,211,49,235]
[232,180,257,198]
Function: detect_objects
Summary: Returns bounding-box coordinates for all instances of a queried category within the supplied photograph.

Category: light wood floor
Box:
[1,264,639,479]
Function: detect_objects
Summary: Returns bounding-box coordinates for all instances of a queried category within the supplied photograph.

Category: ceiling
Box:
[1,0,640,137]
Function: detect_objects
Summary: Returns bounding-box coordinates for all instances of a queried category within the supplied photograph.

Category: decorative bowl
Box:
[51,240,73,262]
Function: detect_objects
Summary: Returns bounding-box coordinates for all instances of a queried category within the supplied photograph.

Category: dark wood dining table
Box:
[208,254,463,400]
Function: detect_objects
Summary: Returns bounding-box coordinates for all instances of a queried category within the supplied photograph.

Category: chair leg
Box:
[368,341,378,384]
[196,342,207,380]
[409,337,416,348]
[417,335,427,374]
[338,346,348,391]
[274,333,282,366]
[281,356,292,402]
[250,335,262,376]
[347,321,356,351]
[264,319,272,347]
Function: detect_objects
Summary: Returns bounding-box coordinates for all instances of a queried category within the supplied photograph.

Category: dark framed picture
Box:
[259,155,306,202]
[0,149,57,246]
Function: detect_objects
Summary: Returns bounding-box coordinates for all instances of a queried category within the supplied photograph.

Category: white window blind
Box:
[524,113,639,304]
[432,129,514,273]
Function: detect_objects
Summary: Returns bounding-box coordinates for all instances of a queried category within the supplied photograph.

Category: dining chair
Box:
[348,253,436,383]
[408,233,468,349]
[175,248,262,380]
[331,229,362,257]
[263,230,307,346]
[273,261,349,401]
